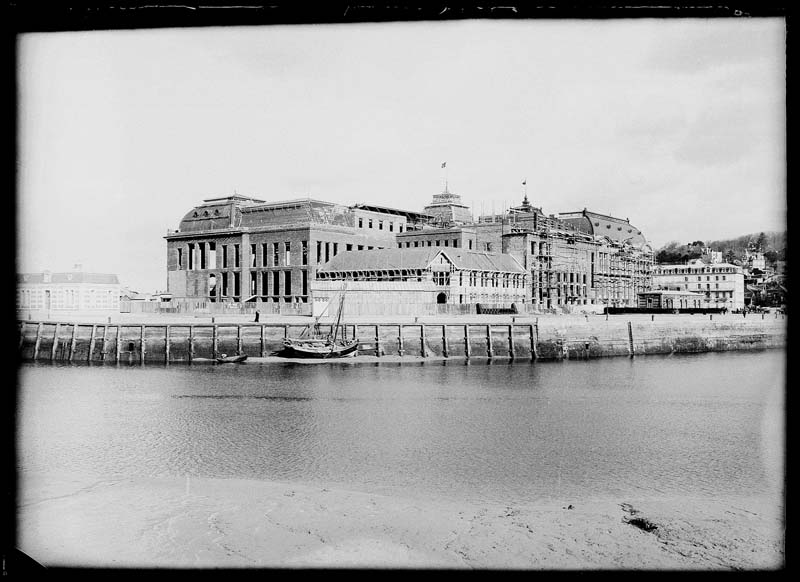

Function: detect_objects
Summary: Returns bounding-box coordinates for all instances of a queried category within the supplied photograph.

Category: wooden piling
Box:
[51,323,60,360]
[18,323,24,351]
[237,325,242,355]
[69,324,78,361]
[420,325,427,358]
[375,326,381,357]
[188,325,194,362]
[140,325,146,362]
[212,325,219,358]
[260,325,266,358]
[530,323,537,361]
[33,322,43,360]
[397,324,404,356]
[627,321,634,357]
[116,326,122,363]
[100,325,108,361]
[88,325,97,362]
[442,325,448,358]
[165,325,171,364]
[464,324,471,359]
[486,325,493,358]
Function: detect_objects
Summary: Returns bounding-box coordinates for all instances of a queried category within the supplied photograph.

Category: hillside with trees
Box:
[655,231,786,266]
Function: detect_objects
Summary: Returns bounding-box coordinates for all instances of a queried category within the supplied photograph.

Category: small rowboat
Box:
[281,338,359,359]
[216,354,248,364]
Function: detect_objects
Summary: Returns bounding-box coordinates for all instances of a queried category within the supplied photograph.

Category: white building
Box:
[17,267,121,313]
[652,259,745,310]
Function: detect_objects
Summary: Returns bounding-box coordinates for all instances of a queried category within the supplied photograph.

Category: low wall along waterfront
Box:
[18,315,786,363]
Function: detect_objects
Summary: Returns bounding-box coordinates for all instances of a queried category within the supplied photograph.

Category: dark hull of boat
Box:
[216,355,248,363]
[280,340,359,359]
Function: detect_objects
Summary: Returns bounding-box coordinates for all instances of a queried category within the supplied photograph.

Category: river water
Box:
[17,350,785,506]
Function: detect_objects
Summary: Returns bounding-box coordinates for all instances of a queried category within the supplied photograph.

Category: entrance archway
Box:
[436,292,447,304]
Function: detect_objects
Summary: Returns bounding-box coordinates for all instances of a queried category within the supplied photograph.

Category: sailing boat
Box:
[280,282,359,359]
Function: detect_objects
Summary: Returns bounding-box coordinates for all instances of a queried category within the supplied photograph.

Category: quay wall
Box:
[17,316,786,363]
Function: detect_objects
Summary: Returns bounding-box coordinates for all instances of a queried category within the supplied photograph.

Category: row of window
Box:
[208,270,309,300]
[680,275,729,282]
[658,267,737,274]
[357,217,405,232]
[178,240,393,271]
[17,288,118,309]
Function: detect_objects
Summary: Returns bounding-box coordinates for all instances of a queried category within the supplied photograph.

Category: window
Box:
[177,248,183,269]
[188,244,195,270]
[209,242,216,269]
[272,271,280,299]
[358,245,364,251]
[284,271,292,297]
[346,244,353,251]
[284,242,291,265]
[250,244,256,267]
[453,239,458,248]
[273,242,279,266]
[389,222,394,232]
[333,243,338,256]
[435,240,440,246]
[302,241,308,265]
[233,271,240,297]
[325,242,330,262]
[399,224,404,233]
[378,221,383,230]
[358,218,363,228]
[414,241,419,247]
[469,240,473,250]
[368,219,373,229]
[427,241,432,247]
[444,240,449,247]
[222,245,228,268]
[316,241,322,263]
[234,244,240,268]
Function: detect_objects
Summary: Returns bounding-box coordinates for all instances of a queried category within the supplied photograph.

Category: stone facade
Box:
[17,268,120,312]
[652,260,745,310]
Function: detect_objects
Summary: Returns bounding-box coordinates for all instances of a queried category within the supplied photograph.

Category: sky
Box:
[17,17,786,292]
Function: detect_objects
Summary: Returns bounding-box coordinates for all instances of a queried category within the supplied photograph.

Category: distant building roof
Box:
[351,204,433,222]
[318,248,526,274]
[18,272,120,285]
[557,209,647,247]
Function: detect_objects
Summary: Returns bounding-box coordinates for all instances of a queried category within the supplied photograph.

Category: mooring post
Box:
[486,325,493,359]
[420,324,427,357]
[165,325,171,364]
[88,325,97,362]
[188,325,195,362]
[531,323,538,361]
[33,322,43,360]
[51,323,60,361]
[69,324,78,361]
[115,326,122,363]
[18,322,25,351]
[464,324,471,359]
[627,321,634,357]
[212,324,219,358]
[508,324,515,359]
[398,324,404,356]
[237,325,243,355]
[140,325,146,363]
[260,324,266,358]
[442,325,448,358]
[100,325,108,361]
[375,326,381,357]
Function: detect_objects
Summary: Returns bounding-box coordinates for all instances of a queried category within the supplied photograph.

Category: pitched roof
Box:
[318,248,526,273]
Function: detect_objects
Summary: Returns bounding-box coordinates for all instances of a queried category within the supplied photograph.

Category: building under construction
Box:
[165,187,653,312]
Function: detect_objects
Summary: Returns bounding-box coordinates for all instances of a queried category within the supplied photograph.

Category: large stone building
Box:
[652,259,745,310]
[17,266,120,313]
[164,195,428,305]
[167,189,654,312]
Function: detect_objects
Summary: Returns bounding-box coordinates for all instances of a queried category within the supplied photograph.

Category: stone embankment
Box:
[17,313,786,364]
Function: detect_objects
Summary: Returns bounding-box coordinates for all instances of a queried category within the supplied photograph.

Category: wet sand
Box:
[17,473,784,570]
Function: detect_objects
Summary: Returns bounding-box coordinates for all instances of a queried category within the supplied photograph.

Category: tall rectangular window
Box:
[208,242,216,269]
[368,219,373,229]
[346,244,353,251]
[333,243,338,256]
[233,272,240,298]
[250,244,256,267]
[317,241,322,263]
[302,241,308,265]
[285,241,291,266]
[379,220,383,230]
[234,244,240,268]
[358,218,363,228]
[389,222,394,232]
[200,244,207,269]
[399,224,404,232]
[261,271,269,297]
[188,244,195,270]
[262,243,269,267]
[222,272,228,296]
[468,240,473,250]
[272,242,279,266]
[284,271,292,296]
[272,271,280,299]
[302,270,308,296]
[177,248,183,269]
[250,272,257,296]
[222,245,228,268]
[325,242,330,262]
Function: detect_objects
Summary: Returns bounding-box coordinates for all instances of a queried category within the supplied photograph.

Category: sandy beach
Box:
[17,472,784,570]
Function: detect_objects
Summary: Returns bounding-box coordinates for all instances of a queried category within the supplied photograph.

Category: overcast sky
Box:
[17,18,786,292]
